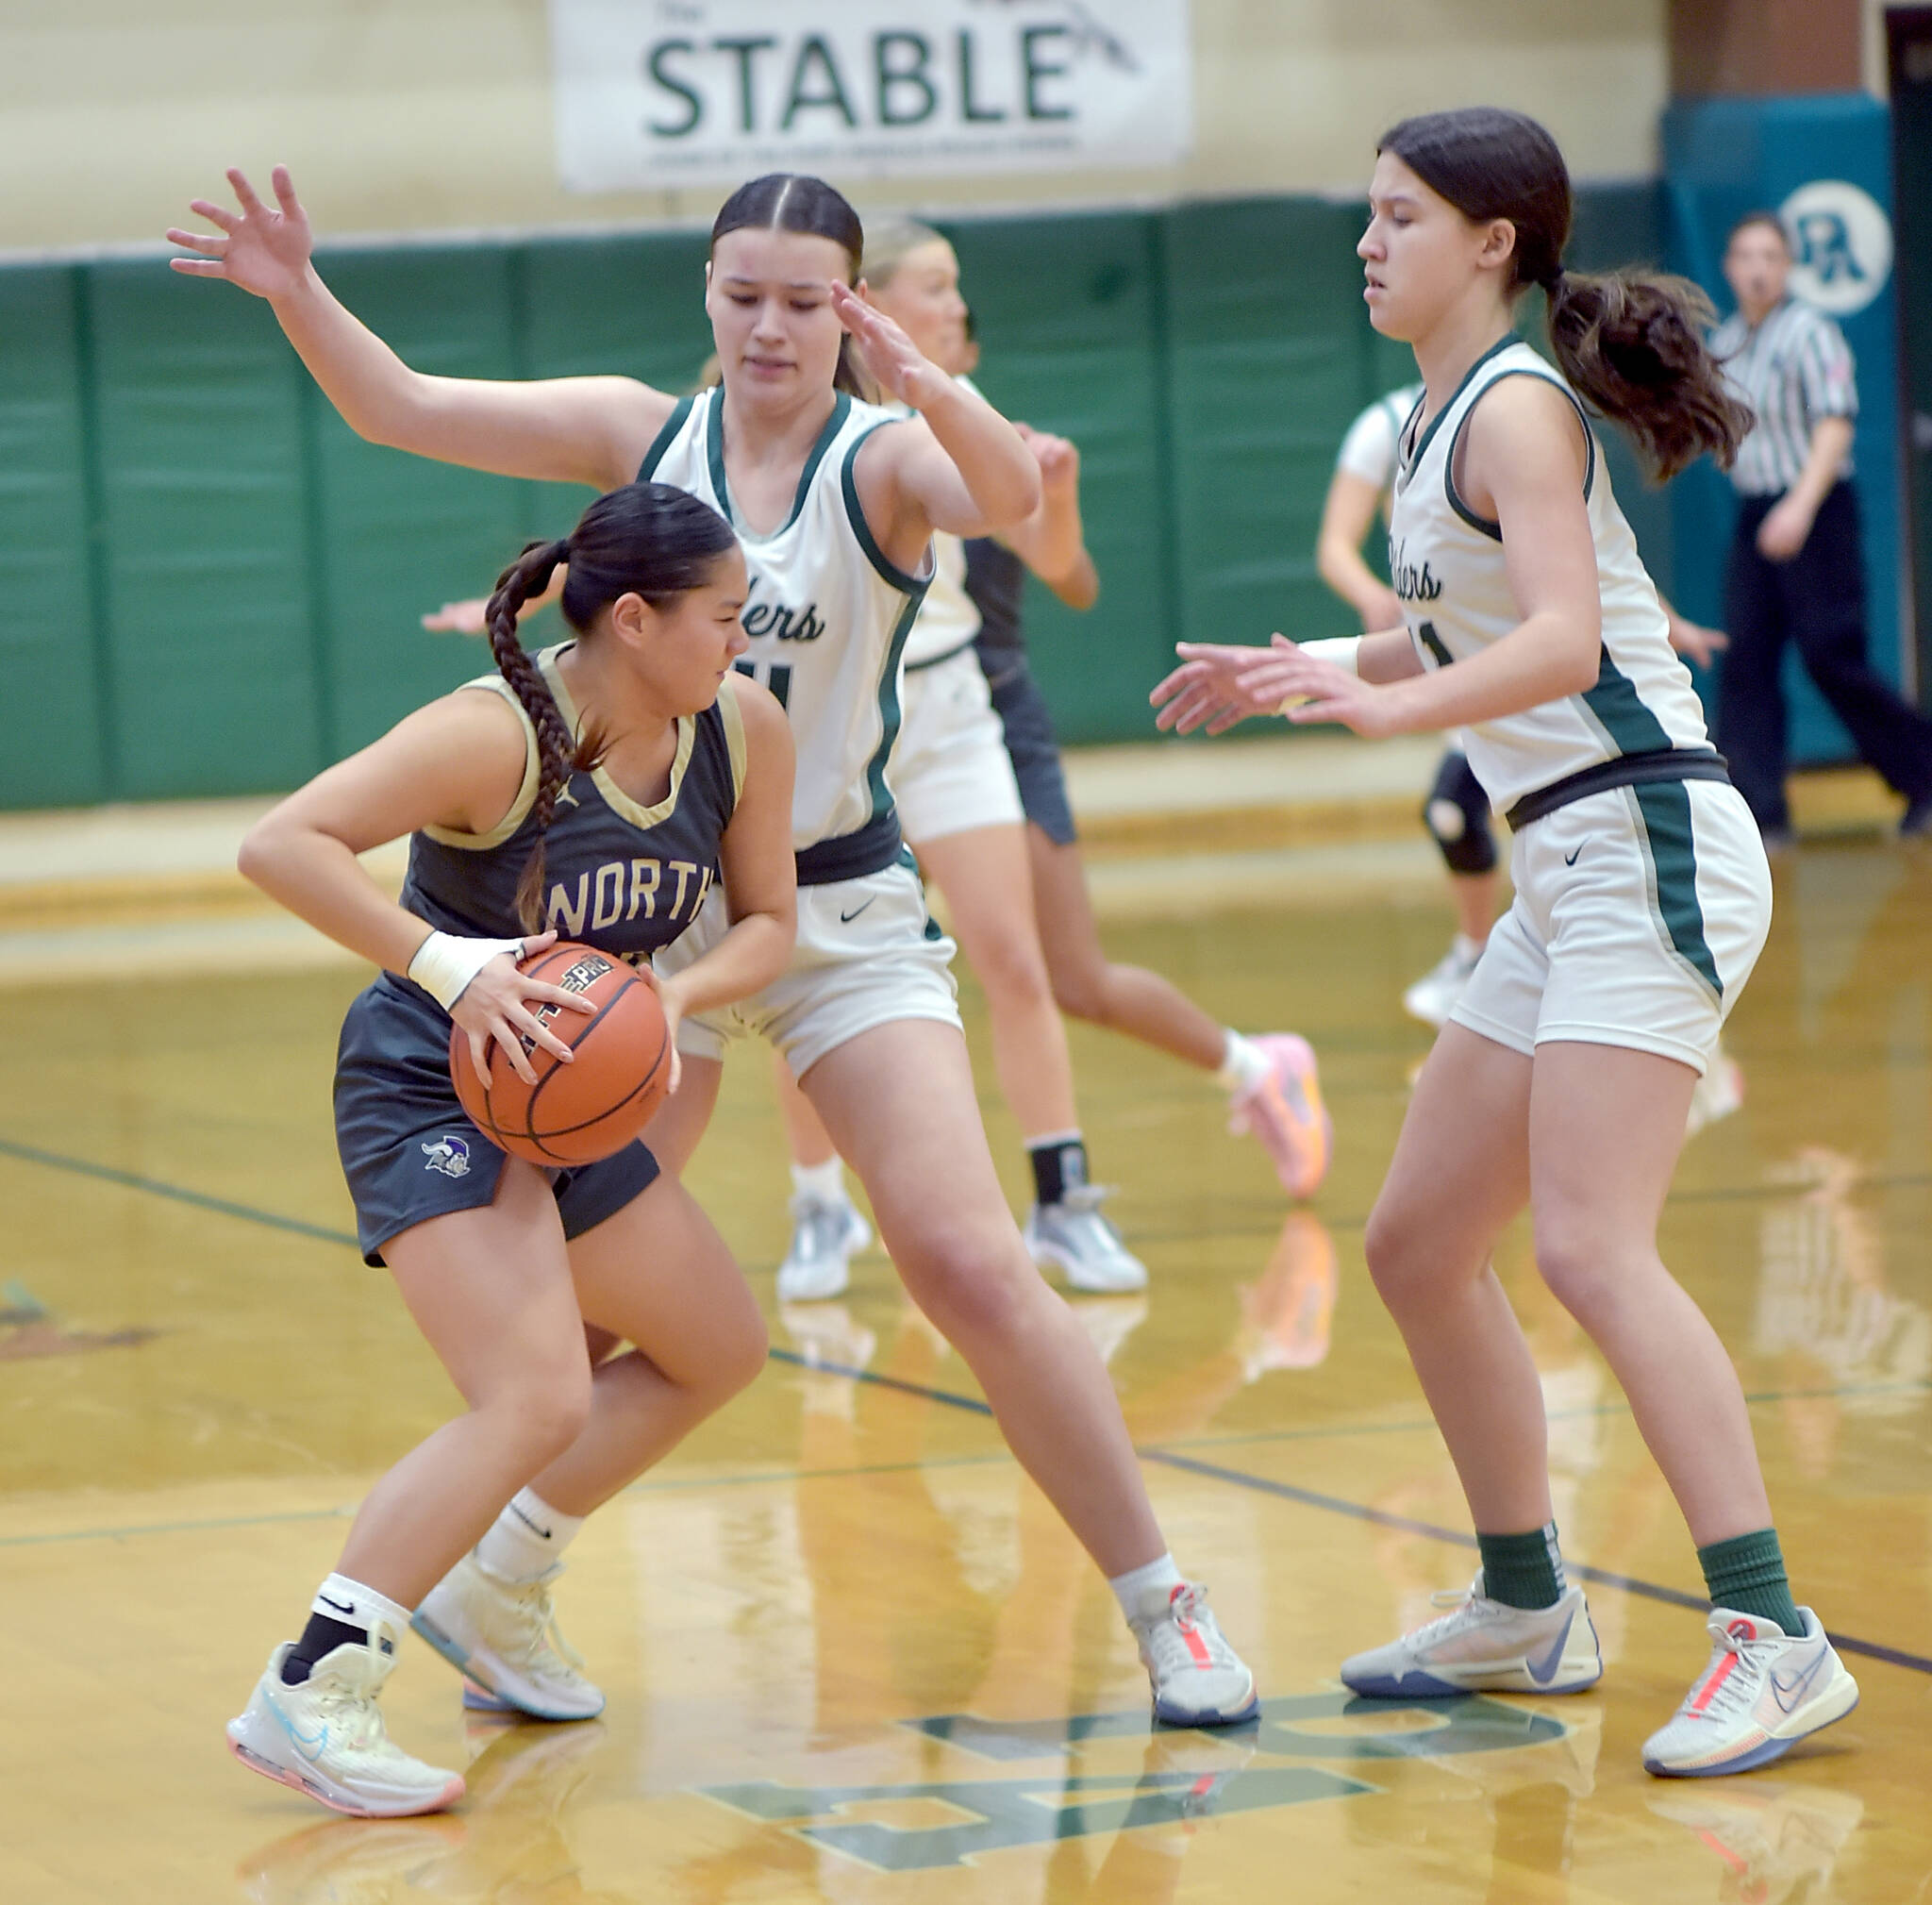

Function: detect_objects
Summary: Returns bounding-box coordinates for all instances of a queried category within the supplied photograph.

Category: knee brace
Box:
[1423,751,1497,876]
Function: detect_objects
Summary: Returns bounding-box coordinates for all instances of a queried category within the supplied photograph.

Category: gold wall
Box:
[3,0,1669,251]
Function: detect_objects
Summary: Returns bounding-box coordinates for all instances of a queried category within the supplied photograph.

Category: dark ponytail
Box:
[711,173,877,401]
[481,482,740,930]
[1379,108,1753,480]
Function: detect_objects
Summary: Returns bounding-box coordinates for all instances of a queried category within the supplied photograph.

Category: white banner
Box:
[550,1,1194,192]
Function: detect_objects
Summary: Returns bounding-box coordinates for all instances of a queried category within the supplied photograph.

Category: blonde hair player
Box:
[171,167,1257,1729]
[768,217,1330,1303]
[1153,107,1857,1776]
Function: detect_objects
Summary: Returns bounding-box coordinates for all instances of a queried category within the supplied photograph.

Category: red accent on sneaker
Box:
[1689,1646,1742,1714]
[1172,1586,1215,1667]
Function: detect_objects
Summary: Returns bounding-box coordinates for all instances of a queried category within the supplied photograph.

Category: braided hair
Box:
[481,480,740,930]
[1379,108,1753,480]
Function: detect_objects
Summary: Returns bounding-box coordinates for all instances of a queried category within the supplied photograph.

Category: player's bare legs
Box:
[802,1019,1160,1572]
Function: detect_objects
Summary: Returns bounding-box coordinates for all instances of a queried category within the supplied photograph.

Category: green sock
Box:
[1698,1528,1802,1635]
[1476,1525,1566,1611]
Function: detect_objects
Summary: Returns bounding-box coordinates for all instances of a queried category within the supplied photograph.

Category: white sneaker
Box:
[1341,1578,1603,1698]
[1403,938,1483,1028]
[227,1638,465,1818]
[1129,1581,1259,1727]
[775,1193,873,1302]
[413,1551,604,1722]
[1641,1609,1858,1778]
[1024,1185,1148,1293]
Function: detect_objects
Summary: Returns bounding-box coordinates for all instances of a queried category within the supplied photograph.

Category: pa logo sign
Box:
[1779,179,1893,316]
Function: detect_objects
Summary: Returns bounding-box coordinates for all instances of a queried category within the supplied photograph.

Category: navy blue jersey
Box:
[400,644,746,962]
[965,537,1028,685]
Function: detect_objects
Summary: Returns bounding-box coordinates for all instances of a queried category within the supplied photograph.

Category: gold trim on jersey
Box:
[420,675,542,852]
[714,670,748,803]
[537,643,697,832]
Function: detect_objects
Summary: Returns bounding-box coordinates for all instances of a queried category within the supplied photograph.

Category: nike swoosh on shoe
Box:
[1770,1651,1826,1713]
[1525,1610,1575,1685]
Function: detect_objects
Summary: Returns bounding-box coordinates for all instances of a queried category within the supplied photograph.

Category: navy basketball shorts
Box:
[334,974,661,1267]
[988,665,1078,847]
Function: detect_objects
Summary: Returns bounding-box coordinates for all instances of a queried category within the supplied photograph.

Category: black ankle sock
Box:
[280,1612,375,1686]
[1028,1135,1088,1208]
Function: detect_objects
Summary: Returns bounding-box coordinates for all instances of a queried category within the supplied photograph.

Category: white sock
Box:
[1452,931,1485,963]
[475,1488,585,1584]
[1108,1550,1185,1622]
[791,1157,847,1204]
[1216,1030,1271,1095]
[310,1572,413,1644]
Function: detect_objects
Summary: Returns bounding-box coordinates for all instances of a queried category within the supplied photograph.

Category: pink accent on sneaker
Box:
[1229,1034,1331,1200]
[227,1736,466,1818]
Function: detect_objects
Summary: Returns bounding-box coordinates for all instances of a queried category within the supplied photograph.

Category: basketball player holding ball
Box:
[224,481,797,1815]
[175,164,1260,1755]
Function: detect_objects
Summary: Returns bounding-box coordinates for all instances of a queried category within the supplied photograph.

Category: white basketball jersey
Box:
[642,387,931,865]
[894,374,985,668]
[1389,339,1712,811]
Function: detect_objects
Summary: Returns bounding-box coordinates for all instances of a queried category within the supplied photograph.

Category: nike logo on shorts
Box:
[1564,844,1585,865]
[839,898,876,924]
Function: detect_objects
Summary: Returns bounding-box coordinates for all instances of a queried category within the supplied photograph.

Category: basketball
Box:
[448,942,671,1166]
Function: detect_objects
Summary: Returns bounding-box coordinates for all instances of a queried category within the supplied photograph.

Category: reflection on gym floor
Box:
[2,838,1928,1902]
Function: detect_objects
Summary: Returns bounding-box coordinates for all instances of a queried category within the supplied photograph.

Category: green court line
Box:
[0,1135,359,1249]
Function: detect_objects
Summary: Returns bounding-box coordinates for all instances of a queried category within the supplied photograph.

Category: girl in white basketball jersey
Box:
[172,168,1256,1728]
[1154,109,1857,1775]
[768,219,1332,1304]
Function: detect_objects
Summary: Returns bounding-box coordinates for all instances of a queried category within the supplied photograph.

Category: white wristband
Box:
[1276,636,1361,716]
[406,928,527,1011]
[1299,637,1362,673]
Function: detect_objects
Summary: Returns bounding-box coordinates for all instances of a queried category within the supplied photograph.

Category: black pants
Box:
[1718,481,1932,832]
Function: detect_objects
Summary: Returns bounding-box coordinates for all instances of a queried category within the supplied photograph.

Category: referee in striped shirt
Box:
[1712,210,1932,844]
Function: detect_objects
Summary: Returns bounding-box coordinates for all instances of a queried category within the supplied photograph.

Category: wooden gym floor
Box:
[3,830,1930,1903]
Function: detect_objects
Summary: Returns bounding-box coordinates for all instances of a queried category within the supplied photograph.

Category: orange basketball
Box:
[449,943,671,1167]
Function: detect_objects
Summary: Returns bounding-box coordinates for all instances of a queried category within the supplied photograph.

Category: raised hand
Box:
[1017,424,1080,500]
[831,281,947,409]
[166,165,314,301]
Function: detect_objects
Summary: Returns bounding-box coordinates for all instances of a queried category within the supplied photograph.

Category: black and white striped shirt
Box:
[1709,297,1858,497]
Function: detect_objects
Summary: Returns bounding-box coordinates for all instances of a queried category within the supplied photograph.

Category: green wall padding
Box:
[0,267,106,806]
[311,248,535,757]
[948,212,1174,744]
[0,183,1666,807]
[85,263,323,798]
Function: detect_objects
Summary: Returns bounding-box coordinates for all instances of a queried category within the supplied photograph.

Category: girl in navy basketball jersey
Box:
[224,481,796,1816]
[175,167,1260,1736]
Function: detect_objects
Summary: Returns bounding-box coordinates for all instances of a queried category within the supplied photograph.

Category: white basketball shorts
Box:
[889,647,1024,844]
[656,852,960,1078]
[1450,777,1772,1075]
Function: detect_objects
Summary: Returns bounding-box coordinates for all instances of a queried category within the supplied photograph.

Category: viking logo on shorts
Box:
[422,1135,473,1178]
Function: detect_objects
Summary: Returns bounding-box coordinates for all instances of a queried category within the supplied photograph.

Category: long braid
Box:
[483,538,577,932]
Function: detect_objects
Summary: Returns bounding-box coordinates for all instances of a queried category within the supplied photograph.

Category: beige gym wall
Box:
[2,0,1668,253]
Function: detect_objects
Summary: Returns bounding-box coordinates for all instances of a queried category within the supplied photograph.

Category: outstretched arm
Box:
[835,286,1041,573]
[169,167,671,492]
